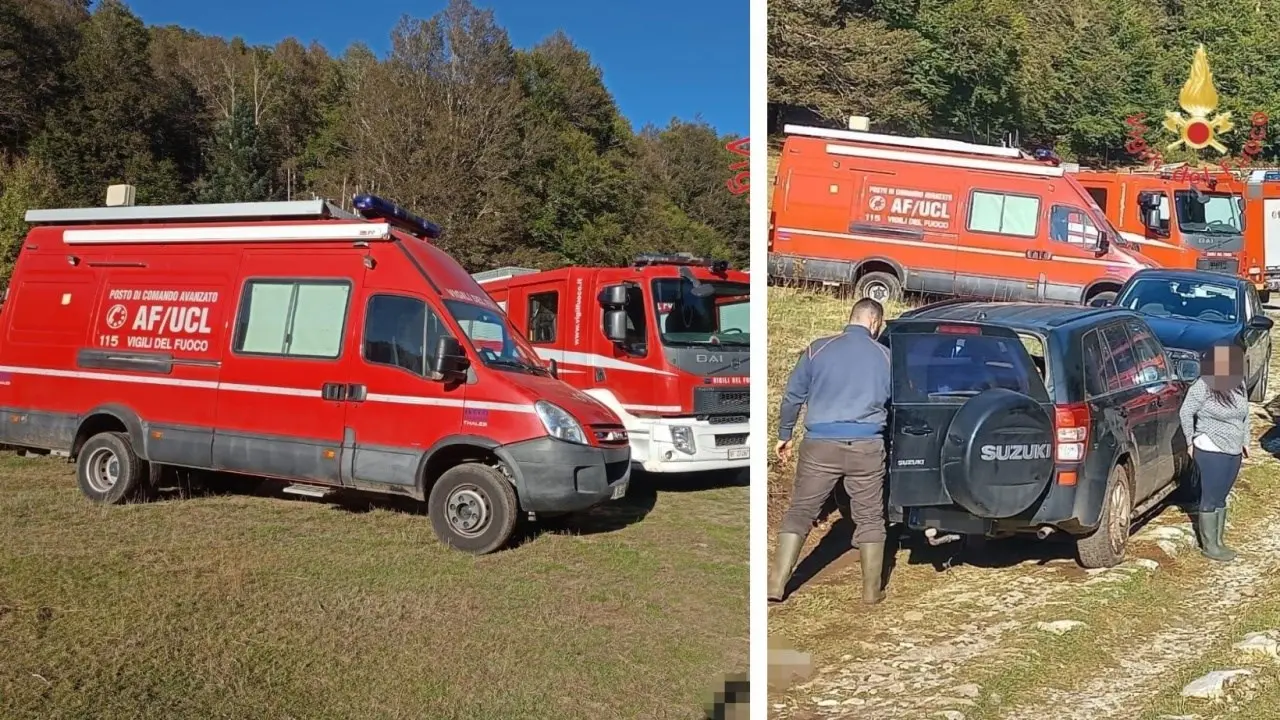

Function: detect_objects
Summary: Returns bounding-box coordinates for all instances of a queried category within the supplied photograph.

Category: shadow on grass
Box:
[146,464,747,547]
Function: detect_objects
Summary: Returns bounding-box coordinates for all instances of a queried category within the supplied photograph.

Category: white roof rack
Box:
[472,266,541,285]
[785,124,1024,159]
[25,199,356,225]
[825,143,1065,178]
[62,223,391,245]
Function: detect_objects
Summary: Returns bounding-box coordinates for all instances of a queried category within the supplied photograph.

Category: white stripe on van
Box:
[623,404,685,413]
[0,365,534,414]
[533,348,676,376]
[774,227,1146,270]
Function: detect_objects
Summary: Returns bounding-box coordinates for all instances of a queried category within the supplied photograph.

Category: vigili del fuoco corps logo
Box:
[1126,44,1268,183]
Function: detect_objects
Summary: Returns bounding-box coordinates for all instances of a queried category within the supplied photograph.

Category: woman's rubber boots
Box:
[1197,508,1237,562]
[767,533,804,602]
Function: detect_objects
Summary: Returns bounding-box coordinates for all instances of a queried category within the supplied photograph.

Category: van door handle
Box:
[902,424,933,436]
[321,382,347,401]
[346,384,367,402]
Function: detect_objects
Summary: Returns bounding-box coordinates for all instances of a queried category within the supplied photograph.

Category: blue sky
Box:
[123,0,747,136]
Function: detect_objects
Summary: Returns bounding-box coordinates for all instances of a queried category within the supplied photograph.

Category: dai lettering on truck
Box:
[0,193,633,555]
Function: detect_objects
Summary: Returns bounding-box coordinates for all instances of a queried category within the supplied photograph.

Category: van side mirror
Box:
[548,358,559,379]
[1093,232,1110,256]
[431,335,470,380]
[1250,314,1275,331]
[598,284,628,307]
[603,309,628,343]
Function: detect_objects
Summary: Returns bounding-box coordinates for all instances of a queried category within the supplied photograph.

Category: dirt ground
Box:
[767,285,1280,720]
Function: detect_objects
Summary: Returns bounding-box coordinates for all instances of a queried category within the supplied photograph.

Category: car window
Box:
[235,279,351,359]
[363,294,447,375]
[1116,277,1239,324]
[1247,285,1263,319]
[1049,205,1101,246]
[1123,318,1170,384]
[1082,329,1114,397]
[968,191,1040,237]
[527,291,558,344]
[1099,322,1141,391]
[890,332,1046,403]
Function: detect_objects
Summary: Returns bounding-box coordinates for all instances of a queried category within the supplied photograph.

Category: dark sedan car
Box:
[1098,268,1273,401]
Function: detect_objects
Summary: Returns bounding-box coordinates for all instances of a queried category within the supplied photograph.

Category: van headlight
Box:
[671,425,696,455]
[534,401,588,444]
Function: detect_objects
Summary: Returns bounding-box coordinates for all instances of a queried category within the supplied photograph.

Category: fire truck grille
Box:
[708,415,747,425]
[693,387,750,416]
[1196,256,1240,277]
[714,433,748,447]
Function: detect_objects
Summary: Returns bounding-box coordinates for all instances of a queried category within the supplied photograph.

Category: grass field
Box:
[0,456,748,720]
[767,284,1280,720]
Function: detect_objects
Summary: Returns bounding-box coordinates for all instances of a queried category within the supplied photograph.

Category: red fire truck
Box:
[475,255,751,474]
[0,193,631,554]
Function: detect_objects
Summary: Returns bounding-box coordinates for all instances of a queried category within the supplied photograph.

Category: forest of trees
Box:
[769,0,1280,165]
[0,0,748,286]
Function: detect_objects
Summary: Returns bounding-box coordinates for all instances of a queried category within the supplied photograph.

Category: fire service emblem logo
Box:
[1162,44,1233,153]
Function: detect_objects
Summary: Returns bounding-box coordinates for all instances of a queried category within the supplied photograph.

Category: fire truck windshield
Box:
[443,300,547,374]
[651,278,750,347]
[1174,190,1245,251]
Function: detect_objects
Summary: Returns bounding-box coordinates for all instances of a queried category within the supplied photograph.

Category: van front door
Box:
[213,250,363,485]
[340,290,462,490]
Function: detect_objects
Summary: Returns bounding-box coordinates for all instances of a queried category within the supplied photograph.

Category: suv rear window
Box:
[891,333,1046,403]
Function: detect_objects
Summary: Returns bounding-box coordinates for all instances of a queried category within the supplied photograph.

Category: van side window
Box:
[363,294,446,375]
[967,191,1039,237]
[527,292,558,344]
[234,280,351,358]
[624,284,648,352]
[1049,206,1101,246]
[1086,187,1108,212]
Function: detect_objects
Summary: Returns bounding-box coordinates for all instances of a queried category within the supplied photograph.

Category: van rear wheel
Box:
[854,271,903,304]
[76,431,146,505]
[1076,463,1132,568]
[427,462,518,554]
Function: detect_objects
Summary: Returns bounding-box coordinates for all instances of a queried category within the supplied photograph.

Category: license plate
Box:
[728,447,750,460]
[611,480,628,500]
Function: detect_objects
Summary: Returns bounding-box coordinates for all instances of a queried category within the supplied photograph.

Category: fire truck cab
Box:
[476,255,751,474]
[1072,169,1263,295]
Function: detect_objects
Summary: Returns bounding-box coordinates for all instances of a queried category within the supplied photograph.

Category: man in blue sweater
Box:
[768,298,892,604]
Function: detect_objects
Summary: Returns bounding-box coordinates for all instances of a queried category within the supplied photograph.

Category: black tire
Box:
[76,431,146,505]
[427,462,519,554]
[1086,290,1117,307]
[1250,351,1270,403]
[1076,463,1133,568]
[853,271,903,304]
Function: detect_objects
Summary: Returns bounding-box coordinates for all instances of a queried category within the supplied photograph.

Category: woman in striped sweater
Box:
[1178,343,1252,562]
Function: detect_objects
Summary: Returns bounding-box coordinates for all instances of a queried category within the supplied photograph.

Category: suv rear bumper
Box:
[900,478,1098,536]
[498,437,631,513]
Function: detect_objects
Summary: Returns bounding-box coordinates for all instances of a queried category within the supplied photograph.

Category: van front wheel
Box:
[76,432,146,505]
[428,463,519,554]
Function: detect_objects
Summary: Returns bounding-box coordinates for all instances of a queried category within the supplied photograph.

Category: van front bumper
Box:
[498,437,631,513]
[629,417,750,473]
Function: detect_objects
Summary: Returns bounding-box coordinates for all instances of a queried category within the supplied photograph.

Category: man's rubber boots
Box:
[767,533,804,602]
[1197,510,1236,562]
[1214,507,1238,561]
[859,541,887,605]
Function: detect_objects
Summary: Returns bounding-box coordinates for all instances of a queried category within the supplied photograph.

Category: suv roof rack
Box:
[472,266,541,285]
[25,198,357,226]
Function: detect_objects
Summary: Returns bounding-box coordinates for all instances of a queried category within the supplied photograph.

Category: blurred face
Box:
[1211,344,1243,377]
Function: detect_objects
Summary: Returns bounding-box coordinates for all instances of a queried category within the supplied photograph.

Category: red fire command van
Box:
[0,194,631,554]
[474,255,750,474]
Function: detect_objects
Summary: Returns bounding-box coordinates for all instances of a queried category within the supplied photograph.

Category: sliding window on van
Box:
[968,191,1040,237]
[236,280,352,358]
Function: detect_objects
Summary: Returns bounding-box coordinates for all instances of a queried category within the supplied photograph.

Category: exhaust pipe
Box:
[924,527,962,546]
[1036,526,1055,540]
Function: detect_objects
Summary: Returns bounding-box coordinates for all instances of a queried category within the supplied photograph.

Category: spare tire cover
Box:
[940,388,1056,519]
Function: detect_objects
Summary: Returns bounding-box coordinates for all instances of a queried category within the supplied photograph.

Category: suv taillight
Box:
[1054,402,1090,468]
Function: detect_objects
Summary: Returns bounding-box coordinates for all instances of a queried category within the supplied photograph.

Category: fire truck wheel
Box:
[853,271,902,304]
[428,462,519,554]
[76,431,146,505]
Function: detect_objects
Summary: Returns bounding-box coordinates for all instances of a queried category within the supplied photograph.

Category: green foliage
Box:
[0,155,57,288]
[0,0,745,285]
[770,0,1280,163]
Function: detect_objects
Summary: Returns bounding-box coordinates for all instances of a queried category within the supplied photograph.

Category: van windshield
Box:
[652,278,750,347]
[443,300,547,375]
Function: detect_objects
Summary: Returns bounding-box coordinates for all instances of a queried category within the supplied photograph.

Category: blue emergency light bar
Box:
[1032,148,1061,166]
[352,194,442,240]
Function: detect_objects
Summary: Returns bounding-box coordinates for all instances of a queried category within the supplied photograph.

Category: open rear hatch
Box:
[883,320,1056,524]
